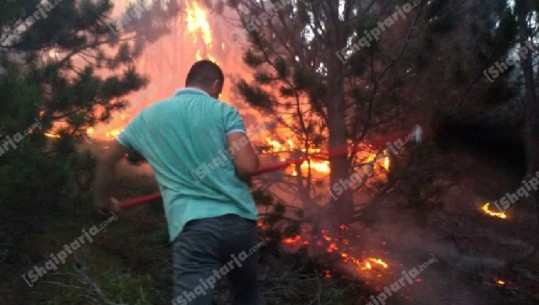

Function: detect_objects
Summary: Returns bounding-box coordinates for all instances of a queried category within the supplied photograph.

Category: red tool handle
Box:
[119,192,162,209]
[117,139,399,209]
[118,158,304,209]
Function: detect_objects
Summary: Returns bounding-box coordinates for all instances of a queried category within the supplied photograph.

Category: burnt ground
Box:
[352,140,539,305]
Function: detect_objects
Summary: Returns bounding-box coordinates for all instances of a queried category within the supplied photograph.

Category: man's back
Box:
[117,88,258,242]
[96,60,264,305]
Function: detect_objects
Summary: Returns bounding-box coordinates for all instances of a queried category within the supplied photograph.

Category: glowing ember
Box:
[496,279,505,286]
[322,269,332,278]
[367,257,389,269]
[44,132,61,139]
[282,235,302,245]
[339,252,389,272]
[481,203,507,219]
[326,242,339,253]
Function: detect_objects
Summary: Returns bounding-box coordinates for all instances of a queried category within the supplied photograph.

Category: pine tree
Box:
[0,0,178,226]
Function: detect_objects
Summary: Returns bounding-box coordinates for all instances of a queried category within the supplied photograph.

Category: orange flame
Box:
[105,129,122,139]
[185,0,212,48]
[277,228,391,275]
[264,137,330,175]
[186,0,217,63]
[282,235,302,245]
[382,156,390,171]
[366,257,389,269]
[44,132,61,139]
[481,203,507,219]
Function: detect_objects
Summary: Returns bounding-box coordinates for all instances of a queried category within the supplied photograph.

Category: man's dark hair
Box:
[185,60,224,87]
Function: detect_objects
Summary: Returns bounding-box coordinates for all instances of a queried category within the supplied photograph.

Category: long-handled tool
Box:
[119,136,410,209]
[118,157,307,209]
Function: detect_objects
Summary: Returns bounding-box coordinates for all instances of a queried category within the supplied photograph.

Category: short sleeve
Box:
[116,115,141,152]
[224,106,246,135]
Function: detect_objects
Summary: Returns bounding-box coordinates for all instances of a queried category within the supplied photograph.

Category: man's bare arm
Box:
[94,140,131,211]
[227,132,259,179]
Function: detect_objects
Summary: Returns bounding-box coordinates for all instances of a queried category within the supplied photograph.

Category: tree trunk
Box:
[516,0,539,234]
[516,0,539,176]
[326,58,354,225]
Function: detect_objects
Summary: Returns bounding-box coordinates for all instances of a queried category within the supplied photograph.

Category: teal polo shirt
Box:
[117,88,258,242]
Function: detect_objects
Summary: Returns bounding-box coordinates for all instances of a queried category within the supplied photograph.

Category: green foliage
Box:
[243,49,265,68]
[0,0,177,233]
[99,270,157,304]
[292,67,314,90]
[274,57,289,78]
[254,71,275,84]
[237,80,275,112]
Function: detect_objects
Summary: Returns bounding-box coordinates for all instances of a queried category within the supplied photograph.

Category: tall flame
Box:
[185,0,216,62]
[185,0,212,48]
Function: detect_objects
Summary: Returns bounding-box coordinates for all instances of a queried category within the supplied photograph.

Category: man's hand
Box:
[95,197,120,215]
[227,132,259,179]
[94,140,132,215]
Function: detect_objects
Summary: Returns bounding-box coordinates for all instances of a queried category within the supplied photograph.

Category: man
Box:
[94,60,264,305]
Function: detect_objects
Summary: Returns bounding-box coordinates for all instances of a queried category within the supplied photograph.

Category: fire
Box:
[322,269,332,278]
[280,227,390,276]
[265,137,284,152]
[185,0,212,49]
[340,253,389,271]
[282,235,303,245]
[264,137,331,176]
[481,203,507,219]
[95,0,221,139]
[105,129,122,139]
[383,156,390,171]
[185,1,218,63]
[300,160,330,174]
[366,257,389,269]
[327,242,339,253]
[321,229,389,274]
[263,137,392,177]
[291,160,330,176]
[44,132,61,139]
[496,279,505,286]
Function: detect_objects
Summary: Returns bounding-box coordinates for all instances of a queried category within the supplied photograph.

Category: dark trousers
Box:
[172,214,264,305]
